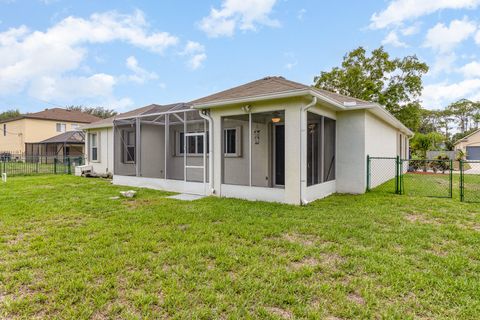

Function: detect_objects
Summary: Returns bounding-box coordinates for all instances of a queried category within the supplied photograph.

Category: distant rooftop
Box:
[0,108,101,124]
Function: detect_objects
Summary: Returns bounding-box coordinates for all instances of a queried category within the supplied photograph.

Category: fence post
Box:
[54,158,57,174]
[67,157,71,175]
[395,155,400,194]
[449,159,453,198]
[366,155,371,192]
[460,160,464,202]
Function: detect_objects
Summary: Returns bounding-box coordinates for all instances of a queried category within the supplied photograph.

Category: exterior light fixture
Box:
[271,117,281,123]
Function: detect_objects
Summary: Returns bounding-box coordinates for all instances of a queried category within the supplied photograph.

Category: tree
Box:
[447,99,477,133]
[314,46,429,131]
[66,106,117,119]
[0,109,21,121]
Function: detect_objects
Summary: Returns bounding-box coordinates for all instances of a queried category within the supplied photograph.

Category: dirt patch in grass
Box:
[265,306,293,319]
[405,214,440,225]
[290,257,319,270]
[123,198,159,210]
[282,233,318,246]
[320,252,345,270]
[347,292,365,305]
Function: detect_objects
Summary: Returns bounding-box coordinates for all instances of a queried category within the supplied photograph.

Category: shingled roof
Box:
[0,108,101,124]
[39,131,85,144]
[81,104,159,129]
[191,76,373,107]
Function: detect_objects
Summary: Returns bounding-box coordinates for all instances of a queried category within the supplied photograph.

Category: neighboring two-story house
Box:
[0,108,100,159]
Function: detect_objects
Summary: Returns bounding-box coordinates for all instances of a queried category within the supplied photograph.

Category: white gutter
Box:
[198,109,214,195]
[300,96,317,205]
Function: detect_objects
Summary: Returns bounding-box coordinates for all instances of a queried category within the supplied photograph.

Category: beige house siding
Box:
[0,118,83,152]
[0,119,26,152]
[455,130,480,152]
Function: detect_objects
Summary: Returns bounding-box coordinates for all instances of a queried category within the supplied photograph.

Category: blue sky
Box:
[1,0,480,113]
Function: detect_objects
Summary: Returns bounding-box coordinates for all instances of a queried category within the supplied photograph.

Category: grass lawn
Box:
[1,176,480,319]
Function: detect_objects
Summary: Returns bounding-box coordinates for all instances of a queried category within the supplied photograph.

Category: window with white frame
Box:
[71,123,80,130]
[223,127,241,157]
[123,130,135,163]
[177,132,207,155]
[56,123,66,132]
[90,132,99,161]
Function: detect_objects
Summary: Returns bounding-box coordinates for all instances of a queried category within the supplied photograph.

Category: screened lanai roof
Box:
[38,131,85,144]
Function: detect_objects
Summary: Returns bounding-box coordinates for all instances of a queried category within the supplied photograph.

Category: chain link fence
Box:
[367,156,454,198]
[460,160,480,203]
[400,159,453,198]
[0,156,84,177]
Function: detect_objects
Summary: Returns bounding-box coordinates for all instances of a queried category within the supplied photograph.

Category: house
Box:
[86,76,412,204]
[81,105,157,175]
[0,108,100,158]
[454,129,480,160]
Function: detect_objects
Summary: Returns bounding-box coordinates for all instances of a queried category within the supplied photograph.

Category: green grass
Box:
[1,176,480,319]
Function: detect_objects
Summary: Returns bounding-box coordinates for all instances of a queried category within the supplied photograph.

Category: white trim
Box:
[113,175,209,195]
[220,184,285,203]
[304,180,336,203]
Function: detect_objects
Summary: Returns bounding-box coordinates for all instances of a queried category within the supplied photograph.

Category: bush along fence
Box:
[0,156,84,176]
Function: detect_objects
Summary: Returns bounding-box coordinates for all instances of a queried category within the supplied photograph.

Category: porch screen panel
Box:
[185,111,208,182]
[166,112,185,181]
[323,117,336,182]
[307,112,322,186]
[222,114,249,186]
[307,112,336,186]
[251,111,285,188]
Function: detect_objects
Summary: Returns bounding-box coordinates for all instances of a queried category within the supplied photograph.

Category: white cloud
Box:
[422,78,480,108]
[181,41,207,70]
[370,0,480,29]
[29,73,117,102]
[125,56,158,83]
[475,30,480,44]
[382,31,407,47]
[400,23,420,36]
[0,10,179,105]
[459,61,480,77]
[424,18,476,53]
[199,0,279,37]
[431,53,457,75]
[283,52,298,70]
[297,8,306,21]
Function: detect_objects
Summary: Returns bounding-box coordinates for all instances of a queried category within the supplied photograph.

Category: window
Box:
[178,132,207,155]
[56,123,66,132]
[71,123,80,130]
[223,128,242,156]
[123,130,135,163]
[3,124,5,137]
[90,133,98,161]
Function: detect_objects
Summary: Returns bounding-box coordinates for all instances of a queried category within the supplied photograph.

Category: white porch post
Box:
[135,117,141,177]
[164,114,169,180]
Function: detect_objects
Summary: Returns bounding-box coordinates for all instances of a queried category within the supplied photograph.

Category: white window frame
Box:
[71,123,80,130]
[3,124,5,137]
[223,127,242,157]
[89,132,100,162]
[123,129,136,164]
[176,131,207,156]
[56,123,66,132]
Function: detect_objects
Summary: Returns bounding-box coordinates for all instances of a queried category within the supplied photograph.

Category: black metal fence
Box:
[0,156,84,176]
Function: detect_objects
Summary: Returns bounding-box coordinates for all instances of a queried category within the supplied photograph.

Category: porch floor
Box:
[166,193,206,201]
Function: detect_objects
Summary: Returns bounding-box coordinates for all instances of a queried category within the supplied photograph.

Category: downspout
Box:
[300,96,317,205]
[199,109,214,195]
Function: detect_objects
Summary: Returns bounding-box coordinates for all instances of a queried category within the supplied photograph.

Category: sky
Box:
[1,0,480,113]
